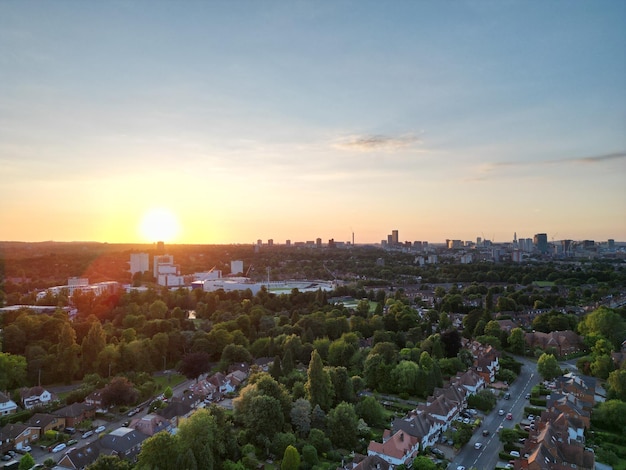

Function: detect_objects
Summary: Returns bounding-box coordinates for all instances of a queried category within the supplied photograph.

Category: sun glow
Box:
[139,208,181,242]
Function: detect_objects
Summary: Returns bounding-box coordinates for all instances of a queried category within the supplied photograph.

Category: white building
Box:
[231,260,244,275]
[129,253,150,275]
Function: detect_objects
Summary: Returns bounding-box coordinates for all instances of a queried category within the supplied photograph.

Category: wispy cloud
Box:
[467,151,626,182]
[333,133,422,152]
[567,152,626,164]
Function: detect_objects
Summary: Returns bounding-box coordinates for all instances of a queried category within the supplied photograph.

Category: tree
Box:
[0,352,27,391]
[163,386,173,400]
[176,408,220,469]
[271,432,296,461]
[85,455,132,470]
[327,402,358,449]
[592,399,626,432]
[355,395,387,428]
[607,369,626,401]
[179,352,210,381]
[508,328,525,355]
[537,353,561,381]
[136,431,179,470]
[18,453,35,470]
[305,349,333,412]
[412,456,437,470]
[290,398,312,437]
[281,445,300,470]
[148,300,168,319]
[56,322,80,383]
[590,354,613,380]
[578,307,626,349]
[101,376,139,407]
[81,321,107,374]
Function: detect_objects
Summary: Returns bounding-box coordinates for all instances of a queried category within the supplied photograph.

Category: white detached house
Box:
[0,392,18,416]
[20,386,57,410]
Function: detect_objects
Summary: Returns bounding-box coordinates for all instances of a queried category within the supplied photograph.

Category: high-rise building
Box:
[534,233,548,254]
[391,230,399,245]
[129,253,149,275]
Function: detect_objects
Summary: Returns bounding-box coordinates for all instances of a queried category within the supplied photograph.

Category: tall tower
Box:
[391,230,399,245]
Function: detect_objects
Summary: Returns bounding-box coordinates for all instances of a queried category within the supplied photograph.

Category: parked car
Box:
[51,443,66,453]
[82,430,93,439]
[64,427,76,435]
[94,425,106,433]
[525,393,531,399]
[16,446,31,453]
[504,392,511,400]
[67,439,78,446]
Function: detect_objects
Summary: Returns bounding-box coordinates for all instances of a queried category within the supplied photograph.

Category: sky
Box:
[1,0,625,245]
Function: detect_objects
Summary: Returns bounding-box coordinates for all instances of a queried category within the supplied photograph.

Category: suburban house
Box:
[53,402,96,427]
[156,399,195,429]
[19,386,57,410]
[349,453,393,470]
[85,389,107,411]
[367,430,420,467]
[517,420,594,470]
[471,344,500,383]
[391,411,443,451]
[0,392,18,416]
[128,414,170,436]
[57,428,148,469]
[524,330,584,357]
[26,413,66,437]
[453,369,486,394]
[0,423,39,454]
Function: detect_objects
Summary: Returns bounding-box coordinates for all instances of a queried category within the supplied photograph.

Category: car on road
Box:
[504,392,511,400]
[82,430,93,439]
[474,442,483,450]
[525,393,531,399]
[506,413,513,420]
[482,429,490,436]
[95,425,106,433]
[498,409,505,416]
[457,466,466,470]
[67,439,78,446]
[51,443,66,453]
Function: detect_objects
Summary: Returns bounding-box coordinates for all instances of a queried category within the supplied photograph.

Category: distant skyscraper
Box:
[392,230,399,245]
[534,233,548,253]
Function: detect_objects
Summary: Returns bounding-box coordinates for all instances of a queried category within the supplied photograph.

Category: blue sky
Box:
[1,1,625,244]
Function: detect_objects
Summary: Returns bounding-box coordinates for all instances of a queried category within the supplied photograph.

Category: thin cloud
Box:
[333,133,422,152]
[467,151,625,182]
[568,152,626,164]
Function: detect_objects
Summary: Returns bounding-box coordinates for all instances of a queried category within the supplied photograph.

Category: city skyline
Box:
[1,1,625,245]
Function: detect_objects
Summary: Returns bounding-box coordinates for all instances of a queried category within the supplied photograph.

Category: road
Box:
[448,356,540,470]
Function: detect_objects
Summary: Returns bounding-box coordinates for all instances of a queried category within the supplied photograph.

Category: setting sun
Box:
[139,208,181,242]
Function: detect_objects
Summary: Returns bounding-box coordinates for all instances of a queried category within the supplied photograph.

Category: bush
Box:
[529,397,547,407]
